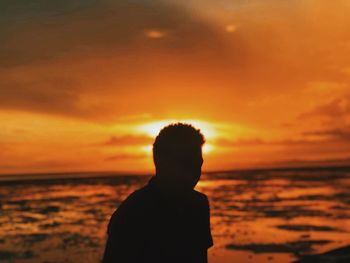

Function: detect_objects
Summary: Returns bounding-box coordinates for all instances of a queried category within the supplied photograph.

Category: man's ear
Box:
[153,152,165,169]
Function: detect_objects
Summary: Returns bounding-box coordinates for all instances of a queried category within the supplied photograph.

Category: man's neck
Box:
[149,175,192,201]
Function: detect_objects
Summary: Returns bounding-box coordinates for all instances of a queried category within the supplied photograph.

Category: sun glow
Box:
[135,119,218,140]
[135,120,218,155]
[140,145,153,155]
[203,143,214,154]
[140,143,213,155]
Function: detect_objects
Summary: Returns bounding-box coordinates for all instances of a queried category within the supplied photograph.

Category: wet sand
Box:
[1,167,350,263]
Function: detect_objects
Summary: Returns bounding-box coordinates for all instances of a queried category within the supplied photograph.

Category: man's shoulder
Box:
[191,190,210,209]
[115,185,152,214]
[193,189,208,199]
[107,185,152,233]
[126,185,152,203]
[192,189,208,201]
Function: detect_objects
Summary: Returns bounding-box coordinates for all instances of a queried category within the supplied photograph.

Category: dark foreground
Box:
[1,166,350,263]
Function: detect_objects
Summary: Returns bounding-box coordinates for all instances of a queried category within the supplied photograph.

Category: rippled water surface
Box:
[1,167,350,263]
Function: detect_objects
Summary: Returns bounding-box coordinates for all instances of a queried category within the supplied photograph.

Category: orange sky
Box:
[1,0,350,175]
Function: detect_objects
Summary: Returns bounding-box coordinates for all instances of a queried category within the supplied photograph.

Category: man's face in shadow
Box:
[156,145,203,192]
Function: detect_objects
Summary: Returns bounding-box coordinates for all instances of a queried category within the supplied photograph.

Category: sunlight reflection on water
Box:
[1,168,350,263]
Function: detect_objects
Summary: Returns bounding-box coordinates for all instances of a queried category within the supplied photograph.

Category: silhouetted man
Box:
[102,123,213,263]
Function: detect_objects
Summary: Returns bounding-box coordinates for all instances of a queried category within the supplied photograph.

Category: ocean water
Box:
[1,167,350,263]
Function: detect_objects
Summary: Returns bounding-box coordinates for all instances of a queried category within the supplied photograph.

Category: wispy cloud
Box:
[101,135,153,147]
[104,153,147,161]
[299,97,350,119]
[0,0,235,122]
[302,128,350,141]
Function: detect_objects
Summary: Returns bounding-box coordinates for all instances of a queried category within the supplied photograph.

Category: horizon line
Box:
[1,164,350,183]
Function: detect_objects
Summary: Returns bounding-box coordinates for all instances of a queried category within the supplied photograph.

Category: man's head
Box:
[153,123,205,191]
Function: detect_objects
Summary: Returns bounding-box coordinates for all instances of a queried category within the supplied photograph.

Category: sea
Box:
[1,166,350,263]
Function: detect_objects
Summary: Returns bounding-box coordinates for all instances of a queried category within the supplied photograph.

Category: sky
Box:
[1,0,350,175]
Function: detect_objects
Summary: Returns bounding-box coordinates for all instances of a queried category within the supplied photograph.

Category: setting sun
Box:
[135,119,218,140]
[135,120,217,156]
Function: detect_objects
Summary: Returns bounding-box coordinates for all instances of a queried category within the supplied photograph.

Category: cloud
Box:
[214,137,319,147]
[215,138,266,147]
[101,135,153,146]
[302,128,350,141]
[104,153,147,161]
[0,0,233,68]
[268,157,350,169]
[225,24,237,33]
[144,29,167,39]
[299,96,350,119]
[0,77,81,115]
[117,113,153,122]
[0,0,241,122]
[0,159,83,172]
[214,126,350,148]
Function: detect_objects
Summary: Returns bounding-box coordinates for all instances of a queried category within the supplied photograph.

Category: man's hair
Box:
[153,123,205,165]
